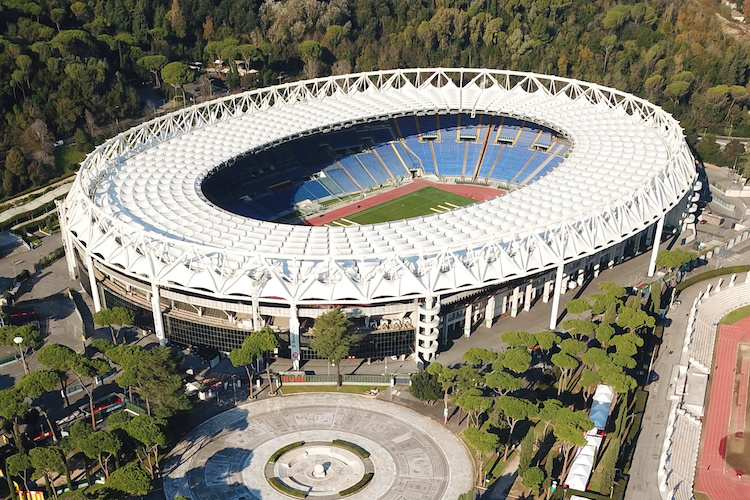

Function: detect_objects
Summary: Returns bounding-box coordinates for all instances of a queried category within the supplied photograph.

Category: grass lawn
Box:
[54,145,86,176]
[279,384,389,395]
[720,304,750,325]
[342,186,475,225]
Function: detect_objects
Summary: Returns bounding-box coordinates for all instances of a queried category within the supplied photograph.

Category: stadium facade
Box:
[59,68,698,368]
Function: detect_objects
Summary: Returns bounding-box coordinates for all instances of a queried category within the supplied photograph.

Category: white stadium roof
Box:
[61,68,697,303]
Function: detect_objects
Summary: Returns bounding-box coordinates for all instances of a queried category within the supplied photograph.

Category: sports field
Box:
[326,186,475,226]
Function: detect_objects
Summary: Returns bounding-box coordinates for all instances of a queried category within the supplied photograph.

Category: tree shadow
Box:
[0,373,16,391]
[163,445,261,500]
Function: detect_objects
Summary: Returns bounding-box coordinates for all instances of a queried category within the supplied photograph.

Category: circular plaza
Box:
[162,393,474,499]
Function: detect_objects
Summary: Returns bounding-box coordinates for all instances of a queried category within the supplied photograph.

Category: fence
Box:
[278,373,400,386]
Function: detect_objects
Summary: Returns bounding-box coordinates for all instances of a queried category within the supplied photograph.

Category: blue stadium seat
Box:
[301,179,331,199]
[464,143,483,176]
[439,114,459,134]
[477,144,503,179]
[417,115,439,139]
[433,141,464,176]
[395,116,419,140]
[496,117,521,143]
[317,174,344,195]
[532,156,563,180]
[515,127,540,148]
[338,156,376,189]
[325,167,359,193]
[459,114,481,141]
[534,131,554,148]
[374,144,410,176]
[402,137,434,173]
[356,153,391,183]
[489,147,536,182]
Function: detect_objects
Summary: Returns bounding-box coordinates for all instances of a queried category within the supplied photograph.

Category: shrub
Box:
[268,441,304,463]
[268,477,307,498]
[339,473,373,497]
[331,439,370,458]
[676,265,750,292]
[34,246,65,271]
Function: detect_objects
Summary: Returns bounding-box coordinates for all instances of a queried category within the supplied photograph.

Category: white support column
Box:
[647,217,665,277]
[543,280,552,303]
[289,304,301,371]
[524,283,533,312]
[150,282,166,346]
[510,286,520,318]
[549,264,564,330]
[86,254,102,313]
[485,295,496,328]
[463,303,473,337]
[501,294,508,314]
[57,202,77,279]
[252,290,261,330]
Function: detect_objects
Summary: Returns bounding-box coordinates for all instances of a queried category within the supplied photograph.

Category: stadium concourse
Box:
[59,68,698,368]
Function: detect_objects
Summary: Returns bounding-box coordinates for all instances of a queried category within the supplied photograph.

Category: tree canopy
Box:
[92,307,134,344]
[310,308,351,387]
[0,0,748,201]
[655,249,696,269]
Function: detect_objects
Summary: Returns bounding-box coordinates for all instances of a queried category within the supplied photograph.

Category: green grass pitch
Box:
[337,186,476,225]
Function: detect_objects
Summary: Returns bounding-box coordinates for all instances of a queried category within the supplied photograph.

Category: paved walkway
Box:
[163,393,474,500]
[0,181,73,227]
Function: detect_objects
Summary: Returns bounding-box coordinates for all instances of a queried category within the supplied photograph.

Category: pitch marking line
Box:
[444,202,459,208]
[339,218,358,225]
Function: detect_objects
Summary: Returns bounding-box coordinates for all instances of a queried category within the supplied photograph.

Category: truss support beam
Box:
[86,254,102,313]
[290,304,301,371]
[151,282,166,346]
[648,217,665,278]
[549,264,565,330]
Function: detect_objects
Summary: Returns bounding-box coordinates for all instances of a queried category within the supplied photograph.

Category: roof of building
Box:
[61,68,697,303]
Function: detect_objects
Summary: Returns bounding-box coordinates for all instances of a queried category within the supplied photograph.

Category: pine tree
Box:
[517,428,535,476]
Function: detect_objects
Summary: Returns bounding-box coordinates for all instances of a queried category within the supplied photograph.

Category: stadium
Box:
[58,68,698,368]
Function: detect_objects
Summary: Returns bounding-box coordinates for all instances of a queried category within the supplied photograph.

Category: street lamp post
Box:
[231,374,237,404]
[13,336,28,374]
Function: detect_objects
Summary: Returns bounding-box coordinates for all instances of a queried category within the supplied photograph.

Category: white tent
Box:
[589,384,615,434]
[564,434,603,491]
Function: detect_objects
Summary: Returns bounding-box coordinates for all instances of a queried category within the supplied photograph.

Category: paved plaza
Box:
[163,393,474,500]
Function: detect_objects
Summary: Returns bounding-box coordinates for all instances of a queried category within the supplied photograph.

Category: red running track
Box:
[306,179,502,226]
[695,316,750,500]
[737,357,749,432]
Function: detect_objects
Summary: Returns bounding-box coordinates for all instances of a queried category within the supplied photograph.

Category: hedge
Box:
[268,477,307,498]
[675,265,750,293]
[339,473,373,497]
[331,440,370,458]
[34,247,65,272]
[268,441,304,463]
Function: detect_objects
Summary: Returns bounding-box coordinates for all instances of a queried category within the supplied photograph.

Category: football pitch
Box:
[326,186,476,226]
